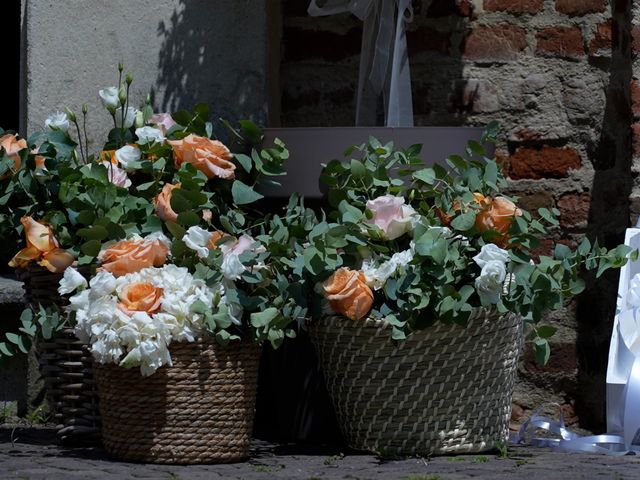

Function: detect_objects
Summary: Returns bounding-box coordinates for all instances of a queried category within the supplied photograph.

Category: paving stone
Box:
[2,427,640,479]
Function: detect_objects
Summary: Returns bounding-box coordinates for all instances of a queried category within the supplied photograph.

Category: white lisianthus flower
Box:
[219,235,266,281]
[473,243,510,268]
[97,161,132,188]
[115,145,141,169]
[366,195,416,240]
[115,107,139,129]
[99,87,119,109]
[183,226,214,259]
[145,231,172,250]
[135,126,166,145]
[58,268,87,295]
[362,248,414,290]
[475,260,507,305]
[45,111,70,133]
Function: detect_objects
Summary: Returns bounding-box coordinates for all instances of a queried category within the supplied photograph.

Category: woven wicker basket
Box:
[308,309,522,456]
[15,263,101,444]
[94,338,261,464]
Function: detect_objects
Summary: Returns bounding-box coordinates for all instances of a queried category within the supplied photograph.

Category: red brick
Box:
[407,27,452,55]
[557,192,591,228]
[484,0,543,14]
[632,80,640,119]
[506,146,582,179]
[462,24,527,62]
[633,25,640,54]
[456,0,475,17]
[530,238,577,260]
[589,20,613,57]
[555,0,606,16]
[535,26,585,59]
[633,123,640,156]
[517,191,555,216]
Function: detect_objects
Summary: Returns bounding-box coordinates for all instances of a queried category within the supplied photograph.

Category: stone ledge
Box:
[0,275,24,307]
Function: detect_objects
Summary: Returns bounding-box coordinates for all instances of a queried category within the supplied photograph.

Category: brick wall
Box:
[280,0,634,431]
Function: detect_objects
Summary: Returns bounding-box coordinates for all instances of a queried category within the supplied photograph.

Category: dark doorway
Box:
[1,1,21,132]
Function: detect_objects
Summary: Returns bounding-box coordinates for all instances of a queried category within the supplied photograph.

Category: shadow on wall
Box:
[279,0,470,127]
[155,0,266,124]
[576,0,633,432]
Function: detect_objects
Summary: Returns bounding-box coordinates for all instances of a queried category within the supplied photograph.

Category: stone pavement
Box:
[2,427,640,479]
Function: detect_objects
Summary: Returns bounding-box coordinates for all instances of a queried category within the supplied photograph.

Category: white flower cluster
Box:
[362,248,414,290]
[61,264,216,376]
[472,244,511,305]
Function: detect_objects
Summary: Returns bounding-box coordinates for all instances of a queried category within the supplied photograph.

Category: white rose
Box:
[475,260,507,305]
[115,145,141,169]
[135,126,166,145]
[183,226,214,259]
[145,231,172,250]
[45,111,70,132]
[89,271,117,298]
[99,87,119,109]
[115,107,138,129]
[58,268,88,295]
[473,243,510,269]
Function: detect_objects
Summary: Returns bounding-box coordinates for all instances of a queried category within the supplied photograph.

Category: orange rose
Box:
[117,282,163,315]
[323,267,374,321]
[99,150,117,164]
[8,216,74,273]
[153,183,181,222]
[168,134,235,180]
[475,196,522,247]
[99,239,169,277]
[0,134,28,179]
[207,231,226,250]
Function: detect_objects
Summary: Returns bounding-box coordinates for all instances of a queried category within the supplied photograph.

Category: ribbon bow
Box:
[308,0,415,127]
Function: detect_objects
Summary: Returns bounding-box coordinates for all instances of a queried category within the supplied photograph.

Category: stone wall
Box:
[21,0,270,146]
[280,0,633,431]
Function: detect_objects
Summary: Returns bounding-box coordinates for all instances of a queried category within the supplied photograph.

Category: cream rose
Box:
[366,195,416,240]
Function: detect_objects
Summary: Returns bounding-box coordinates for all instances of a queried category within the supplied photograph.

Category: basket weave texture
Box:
[15,263,101,444]
[93,338,261,464]
[308,309,522,456]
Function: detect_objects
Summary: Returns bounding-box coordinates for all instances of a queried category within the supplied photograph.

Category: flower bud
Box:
[82,104,88,115]
[134,110,144,129]
[64,107,77,122]
[125,73,133,85]
[118,88,127,106]
[118,62,124,73]
[145,93,152,105]
[106,104,117,115]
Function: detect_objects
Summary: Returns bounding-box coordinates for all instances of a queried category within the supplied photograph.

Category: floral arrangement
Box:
[0,65,317,371]
[306,128,636,363]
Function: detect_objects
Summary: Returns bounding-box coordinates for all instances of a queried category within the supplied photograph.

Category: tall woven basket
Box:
[308,309,522,456]
[93,338,261,464]
[15,263,101,444]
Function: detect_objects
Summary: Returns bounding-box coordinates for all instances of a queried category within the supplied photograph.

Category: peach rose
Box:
[323,267,374,321]
[98,239,169,277]
[168,134,235,180]
[8,216,74,273]
[0,134,28,179]
[117,282,163,315]
[475,196,522,247]
[99,150,117,164]
[153,183,180,222]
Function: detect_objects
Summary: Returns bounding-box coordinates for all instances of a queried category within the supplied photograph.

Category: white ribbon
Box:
[516,226,640,455]
[308,0,416,127]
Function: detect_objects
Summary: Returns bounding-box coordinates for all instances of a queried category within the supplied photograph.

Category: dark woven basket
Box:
[16,263,101,444]
[308,309,522,456]
[94,338,261,464]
